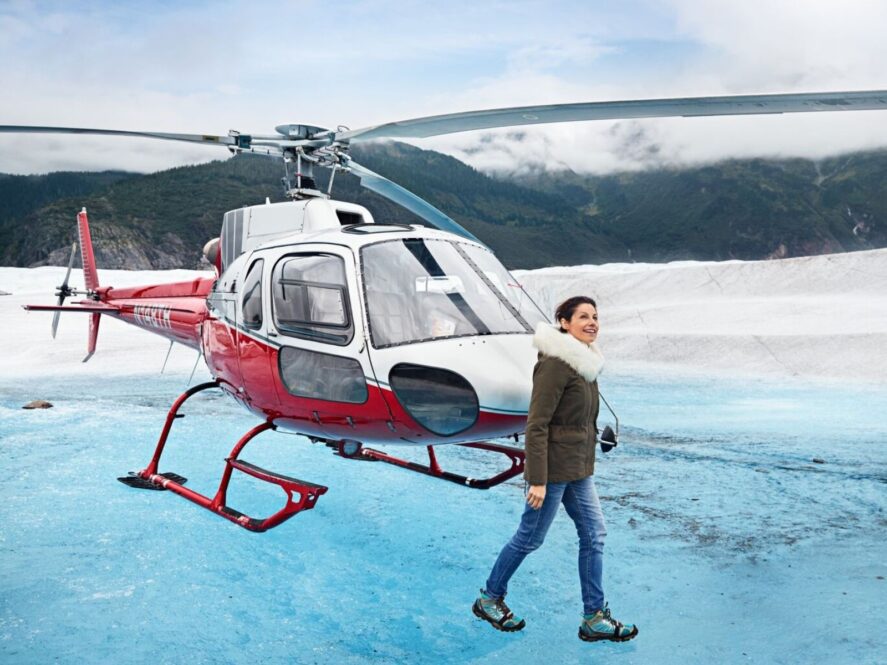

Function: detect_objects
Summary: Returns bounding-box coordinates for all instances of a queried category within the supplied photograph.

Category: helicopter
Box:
[4,89,886,532]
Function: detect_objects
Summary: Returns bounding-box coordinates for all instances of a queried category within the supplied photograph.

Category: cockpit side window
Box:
[272,253,353,346]
[241,258,264,329]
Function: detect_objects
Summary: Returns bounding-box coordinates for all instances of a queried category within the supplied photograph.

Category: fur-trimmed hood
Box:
[532,322,604,383]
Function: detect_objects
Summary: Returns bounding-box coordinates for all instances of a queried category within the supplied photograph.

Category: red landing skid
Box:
[119,382,526,532]
[118,381,327,532]
[334,440,525,490]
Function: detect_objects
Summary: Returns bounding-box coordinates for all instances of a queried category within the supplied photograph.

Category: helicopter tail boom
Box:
[25,206,215,357]
[27,278,214,353]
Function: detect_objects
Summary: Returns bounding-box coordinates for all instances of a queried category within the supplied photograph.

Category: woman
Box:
[472,296,637,643]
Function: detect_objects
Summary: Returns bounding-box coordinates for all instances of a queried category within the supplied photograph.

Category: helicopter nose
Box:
[461,335,536,415]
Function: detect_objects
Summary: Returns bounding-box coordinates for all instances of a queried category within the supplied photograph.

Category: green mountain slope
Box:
[516,151,887,261]
[0,170,131,230]
[1,144,885,269]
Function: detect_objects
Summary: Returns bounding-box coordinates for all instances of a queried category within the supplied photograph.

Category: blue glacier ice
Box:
[1,369,885,664]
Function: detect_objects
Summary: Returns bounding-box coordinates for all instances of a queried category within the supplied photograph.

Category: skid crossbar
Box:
[346,441,525,489]
[119,381,327,532]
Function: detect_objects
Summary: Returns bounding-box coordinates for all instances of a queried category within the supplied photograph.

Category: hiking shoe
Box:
[579,603,638,642]
[472,590,526,632]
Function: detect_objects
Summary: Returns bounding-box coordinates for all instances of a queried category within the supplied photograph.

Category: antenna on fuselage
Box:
[187,349,203,386]
[161,340,174,374]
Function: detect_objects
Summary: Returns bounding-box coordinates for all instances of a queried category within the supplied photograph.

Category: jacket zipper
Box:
[585,380,593,468]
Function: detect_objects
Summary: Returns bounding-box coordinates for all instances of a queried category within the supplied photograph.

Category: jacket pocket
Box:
[549,425,588,444]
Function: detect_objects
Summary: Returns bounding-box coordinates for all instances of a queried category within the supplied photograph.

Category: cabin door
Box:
[264,244,394,441]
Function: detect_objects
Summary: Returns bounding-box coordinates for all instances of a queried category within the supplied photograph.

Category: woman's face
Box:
[559,303,599,344]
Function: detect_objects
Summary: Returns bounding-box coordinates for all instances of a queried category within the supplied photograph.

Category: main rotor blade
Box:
[346,160,481,243]
[0,124,242,147]
[336,90,887,142]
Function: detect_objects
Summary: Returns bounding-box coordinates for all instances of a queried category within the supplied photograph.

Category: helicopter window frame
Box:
[271,252,354,347]
[455,241,548,324]
[359,238,540,349]
[241,258,265,330]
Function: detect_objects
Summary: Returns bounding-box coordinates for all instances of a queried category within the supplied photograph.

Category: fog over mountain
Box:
[2,143,886,270]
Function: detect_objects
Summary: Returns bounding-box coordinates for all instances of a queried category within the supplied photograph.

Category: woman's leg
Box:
[562,476,607,615]
[484,482,567,599]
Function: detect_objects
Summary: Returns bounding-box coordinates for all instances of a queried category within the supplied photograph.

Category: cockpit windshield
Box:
[361,238,547,348]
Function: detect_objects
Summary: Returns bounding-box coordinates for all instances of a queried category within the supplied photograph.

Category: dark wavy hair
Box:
[555,296,597,333]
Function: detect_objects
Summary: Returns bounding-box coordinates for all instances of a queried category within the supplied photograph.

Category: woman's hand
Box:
[527,484,546,510]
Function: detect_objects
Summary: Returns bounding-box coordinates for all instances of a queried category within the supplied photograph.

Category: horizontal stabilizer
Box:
[24,303,117,313]
[24,301,112,362]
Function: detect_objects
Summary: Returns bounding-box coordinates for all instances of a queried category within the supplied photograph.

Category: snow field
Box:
[1,251,885,663]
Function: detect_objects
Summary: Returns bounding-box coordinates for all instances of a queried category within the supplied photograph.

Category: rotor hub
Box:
[274,124,329,140]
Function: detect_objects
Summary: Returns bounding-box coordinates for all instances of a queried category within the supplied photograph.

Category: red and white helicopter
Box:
[4,90,886,532]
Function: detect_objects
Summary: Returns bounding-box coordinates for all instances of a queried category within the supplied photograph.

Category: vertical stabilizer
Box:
[78,208,101,361]
[77,207,100,291]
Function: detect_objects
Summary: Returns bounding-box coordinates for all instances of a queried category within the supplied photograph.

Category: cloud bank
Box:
[1,0,885,175]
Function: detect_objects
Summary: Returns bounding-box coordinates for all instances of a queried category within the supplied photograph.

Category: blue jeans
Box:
[484,475,607,615]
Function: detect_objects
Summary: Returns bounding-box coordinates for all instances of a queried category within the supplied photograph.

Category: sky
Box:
[1,0,886,176]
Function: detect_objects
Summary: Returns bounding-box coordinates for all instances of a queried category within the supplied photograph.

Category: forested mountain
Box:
[1,143,885,269]
[514,151,887,262]
[0,170,131,230]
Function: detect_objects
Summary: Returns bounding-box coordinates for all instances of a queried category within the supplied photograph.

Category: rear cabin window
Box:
[241,259,264,329]
[272,254,353,345]
[278,347,367,403]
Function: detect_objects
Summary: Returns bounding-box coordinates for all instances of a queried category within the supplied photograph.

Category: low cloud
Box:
[1,1,885,176]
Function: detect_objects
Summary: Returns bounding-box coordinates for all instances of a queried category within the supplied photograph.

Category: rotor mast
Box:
[268,123,350,200]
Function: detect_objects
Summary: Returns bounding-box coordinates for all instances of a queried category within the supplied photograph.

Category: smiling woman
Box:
[473,294,638,643]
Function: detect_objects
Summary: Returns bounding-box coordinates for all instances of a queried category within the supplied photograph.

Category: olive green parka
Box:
[524,323,604,485]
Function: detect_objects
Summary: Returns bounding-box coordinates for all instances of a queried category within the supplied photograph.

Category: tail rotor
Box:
[39,207,104,361]
[51,242,78,338]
